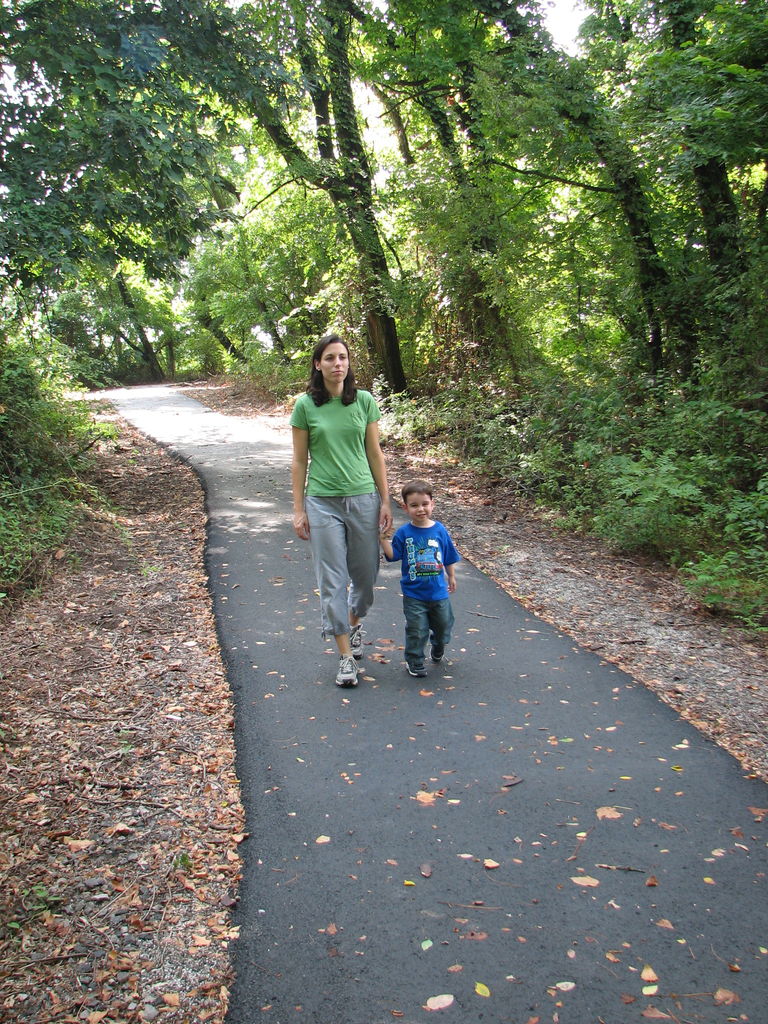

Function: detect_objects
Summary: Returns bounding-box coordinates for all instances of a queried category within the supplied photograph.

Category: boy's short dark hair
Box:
[401,479,433,501]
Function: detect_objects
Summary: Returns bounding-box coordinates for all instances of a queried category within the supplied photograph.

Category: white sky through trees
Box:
[542,0,587,53]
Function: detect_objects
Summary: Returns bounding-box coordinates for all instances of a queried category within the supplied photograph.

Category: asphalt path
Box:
[105,385,767,1024]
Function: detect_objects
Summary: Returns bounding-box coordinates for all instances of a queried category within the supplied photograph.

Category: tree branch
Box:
[491,158,618,194]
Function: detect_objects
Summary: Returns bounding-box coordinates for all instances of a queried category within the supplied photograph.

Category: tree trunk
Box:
[198,313,247,363]
[371,84,415,166]
[661,0,747,290]
[115,274,164,381]
[245,1,407,391]
[323,0,407,392]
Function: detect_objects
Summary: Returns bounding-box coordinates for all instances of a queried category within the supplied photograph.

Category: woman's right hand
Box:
[293,512,310,540]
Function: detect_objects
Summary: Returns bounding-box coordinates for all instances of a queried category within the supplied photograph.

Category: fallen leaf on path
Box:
[105,822,134,837]
[425,994,454,1011]
[596,806,623,820]
[501,774,523,787]
[571,875,600,887]
[415,790,444,805]
[315,835,331,844]
[484,858,500,869]
[713,987,740,1005]
[475,982,490,997]
[63,837,94,851]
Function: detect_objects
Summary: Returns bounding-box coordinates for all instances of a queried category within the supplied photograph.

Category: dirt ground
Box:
[1,403,244,1024]
[1,380,765,1023]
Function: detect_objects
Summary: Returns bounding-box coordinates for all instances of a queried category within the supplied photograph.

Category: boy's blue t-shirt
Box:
[387,520,461,601]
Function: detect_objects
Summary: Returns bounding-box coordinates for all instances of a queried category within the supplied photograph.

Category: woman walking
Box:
[291,334,392,687]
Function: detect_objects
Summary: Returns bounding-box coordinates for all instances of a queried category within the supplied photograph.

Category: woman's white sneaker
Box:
[349,623,365,660]
[336,655,359,687]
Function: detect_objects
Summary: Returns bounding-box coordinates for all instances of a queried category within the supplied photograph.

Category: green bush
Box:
[0,342,101,599]
[381,366,767,628]
[683,479,768,628]
[244,347,305,402]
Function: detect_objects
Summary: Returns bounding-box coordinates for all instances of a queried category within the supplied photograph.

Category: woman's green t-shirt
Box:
[290,390,381,497]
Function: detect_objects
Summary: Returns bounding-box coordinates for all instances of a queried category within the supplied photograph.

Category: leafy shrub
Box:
[381,364,767,627]
[0,342,101,599]
[243,348,305,403]
[683,480,768,628]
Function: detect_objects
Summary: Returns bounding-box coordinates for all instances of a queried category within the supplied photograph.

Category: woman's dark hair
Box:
[307,333,358,406]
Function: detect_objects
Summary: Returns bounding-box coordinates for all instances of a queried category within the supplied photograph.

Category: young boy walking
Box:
[380,480,461,677]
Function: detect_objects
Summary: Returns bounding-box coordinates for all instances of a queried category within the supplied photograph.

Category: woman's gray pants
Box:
[304,493,381,638]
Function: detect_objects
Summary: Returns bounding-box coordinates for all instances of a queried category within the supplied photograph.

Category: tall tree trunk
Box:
[247,2,407,391]
[661,0,747,290]
[322,0,407,392]
[693,165,745,293]
[416,86,522,373]
[471,0,696,373]
[198,313,247,363]
[115,274,164,381]
[371,84,415,166]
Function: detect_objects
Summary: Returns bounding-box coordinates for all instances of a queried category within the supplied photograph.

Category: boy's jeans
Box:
[402,596,454,668]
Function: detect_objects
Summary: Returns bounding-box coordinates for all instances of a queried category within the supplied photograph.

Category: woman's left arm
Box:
[365,421,392,532]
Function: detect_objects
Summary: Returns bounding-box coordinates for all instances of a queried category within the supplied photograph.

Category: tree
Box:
[0,0,230,290]
[219,0,407,390]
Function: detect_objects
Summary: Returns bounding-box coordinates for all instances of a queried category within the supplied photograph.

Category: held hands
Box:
[378,520,394,559]
[379,503,393,535]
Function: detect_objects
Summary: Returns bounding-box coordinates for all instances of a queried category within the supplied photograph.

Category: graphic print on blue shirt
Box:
[406,536,444,581]
[391,521,461,601]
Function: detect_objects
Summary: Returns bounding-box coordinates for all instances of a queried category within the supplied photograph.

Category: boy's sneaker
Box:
[406,662,428,678]
[336,655,359,687]
[349,623,365,660]
[430,643,445,663]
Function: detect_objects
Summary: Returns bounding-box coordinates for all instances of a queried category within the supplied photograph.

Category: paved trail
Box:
[107,385,767,1024]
